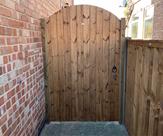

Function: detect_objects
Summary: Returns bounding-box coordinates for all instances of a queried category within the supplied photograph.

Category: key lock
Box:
[112,65,117,80]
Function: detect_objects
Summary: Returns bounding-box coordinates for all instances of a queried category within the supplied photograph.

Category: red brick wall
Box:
[0,0,73,136]
[152,0,163,39]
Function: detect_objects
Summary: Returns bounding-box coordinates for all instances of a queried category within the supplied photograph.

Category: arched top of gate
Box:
[50,4,120,21]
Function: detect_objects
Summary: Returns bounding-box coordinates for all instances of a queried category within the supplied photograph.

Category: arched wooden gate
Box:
[44,5,125,121]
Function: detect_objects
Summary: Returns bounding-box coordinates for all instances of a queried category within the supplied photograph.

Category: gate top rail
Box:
[128,39,163,48]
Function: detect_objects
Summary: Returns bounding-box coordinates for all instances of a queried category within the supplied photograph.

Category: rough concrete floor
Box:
[40,122,128,136]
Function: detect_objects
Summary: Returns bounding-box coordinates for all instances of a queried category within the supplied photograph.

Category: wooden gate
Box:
[44,5,124,121]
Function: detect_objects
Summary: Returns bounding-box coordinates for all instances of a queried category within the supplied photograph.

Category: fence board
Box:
[125,40,163,136]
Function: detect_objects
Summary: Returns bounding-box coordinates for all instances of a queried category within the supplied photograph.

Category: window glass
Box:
[131,22,138,38]
[131,13,139,39]
[143,6,154,39]
[144,18,153,38]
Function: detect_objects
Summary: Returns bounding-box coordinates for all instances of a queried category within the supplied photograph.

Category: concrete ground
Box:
[40,122,128,136]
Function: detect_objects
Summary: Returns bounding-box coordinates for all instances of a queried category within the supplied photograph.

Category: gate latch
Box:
[112,65,117,80]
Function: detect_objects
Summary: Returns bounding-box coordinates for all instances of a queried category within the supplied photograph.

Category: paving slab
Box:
[40,122,128,136]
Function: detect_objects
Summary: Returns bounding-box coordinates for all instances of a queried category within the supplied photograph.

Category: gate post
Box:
[119,18,127,124]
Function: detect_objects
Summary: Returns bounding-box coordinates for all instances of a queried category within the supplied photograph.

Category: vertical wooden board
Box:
[70,6,78,120]
[63,7,68,120]
[50,14,59,120]
[148,102,155,136]
[147,48,154,101]
[158,108,163,136]
[95,7,103,120]
[158,49,163,75]
[158,121,163,136]
[119,18,126,124]
[77,5,84,120]
[109,14,117,120]
[57,10,65,120]
[142,47,152,94]
[125,45,137,135]
[89,6,97,120]
[135,46,148,136]
[102,10,110,120]
[157,48,163,105]
[126,46,137,105]
[115,17,121,82]
[53,13,60,121]
[151,48,159,103]
[137,47,146,136]
[82,5,90,120]
[132,46,143,136]
[114,17,121,120]
[63,7,72,120]
[143,98,151,136]
[140,47,151,136]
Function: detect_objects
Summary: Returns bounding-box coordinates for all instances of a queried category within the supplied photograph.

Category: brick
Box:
[0,26,17,36]
[4,84,9,92]
[12,104,17,112]
[0,46,13,55]
[3,127,12,136]
[0,6,11,17]
[7,64,11,72]
[2,66,6,74]
[12,54,17,60]
[0,114,7,126]
[7,37,19,45]
[0,105,6,117]
[0,38,5,46]
[15,3,25,13]
[11,96,16,105]
[0,17,24,28]
[20,14,29,22]
[7,89,15,99]
[13,46,18,52]
[0,67,2,75]
[3,56,8,64]
[0,0,15,9]
[7,118,12,127]
[6,101,11,110]
[17,52,23,60]
[1,124,7,134]
[0,96,4,106]
[0,86,4,95]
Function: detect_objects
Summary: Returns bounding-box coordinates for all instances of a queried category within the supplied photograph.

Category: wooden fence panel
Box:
[125,40,163,136]
[45,5,122,121]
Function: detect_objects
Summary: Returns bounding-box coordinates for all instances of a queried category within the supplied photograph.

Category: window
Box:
[143,6,154,39]
[131,13,139,39]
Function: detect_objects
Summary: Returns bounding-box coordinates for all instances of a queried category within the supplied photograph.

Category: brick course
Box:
[0,0,73,136]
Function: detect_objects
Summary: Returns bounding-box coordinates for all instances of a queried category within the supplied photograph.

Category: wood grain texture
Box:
[46,5,121,121]
[125,40,163,136]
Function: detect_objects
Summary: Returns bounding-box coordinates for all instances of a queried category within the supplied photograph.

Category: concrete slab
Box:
[40,122,128,136]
